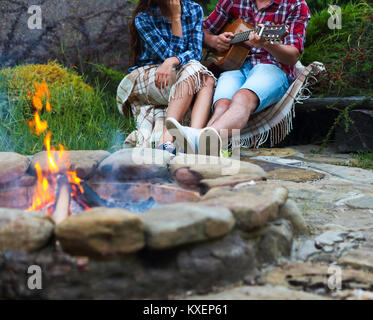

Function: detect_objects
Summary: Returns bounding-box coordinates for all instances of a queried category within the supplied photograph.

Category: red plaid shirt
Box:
[203,0,311,80]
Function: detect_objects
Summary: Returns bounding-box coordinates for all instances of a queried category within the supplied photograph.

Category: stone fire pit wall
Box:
[0,149,307,299]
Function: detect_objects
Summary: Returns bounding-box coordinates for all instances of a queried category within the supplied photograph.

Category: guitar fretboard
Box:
[230,24,286,45]
[230,30,257,45]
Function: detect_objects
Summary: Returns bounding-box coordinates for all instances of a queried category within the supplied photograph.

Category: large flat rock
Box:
[141,203,235,250]
[31,150,109,179]
[243,158,325,182]
[338,244,373,272]
[241,148,298,158]
[200,173,266,190]
[200,185,288,231]
[0,208,54,252]
[345,195,373,209]
[314,230,347,247]
[97,148,171,181]
[304,162,373,184]
[55,207,145,257]
[171,154,266,179]
[171,154,266,192]
[266,168,325,182]
[0,152,30,184]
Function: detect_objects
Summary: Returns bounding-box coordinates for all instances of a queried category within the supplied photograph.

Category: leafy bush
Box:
[302,1,372,96]
[0,63,135,154]
[0,61,92,100]
[306,0,355,13]
[198,0,355,15]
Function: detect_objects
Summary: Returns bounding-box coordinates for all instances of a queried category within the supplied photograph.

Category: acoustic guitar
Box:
[203,19,288,76]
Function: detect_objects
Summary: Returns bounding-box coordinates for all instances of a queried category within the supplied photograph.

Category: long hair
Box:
[129,0,172,67]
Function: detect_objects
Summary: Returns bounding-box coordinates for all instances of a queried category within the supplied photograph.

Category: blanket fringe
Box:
[238,99,296,149]
[238,62,324,149]
[169,61,215,101]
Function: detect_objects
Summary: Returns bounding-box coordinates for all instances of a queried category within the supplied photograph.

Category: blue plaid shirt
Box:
[130,0,204,72]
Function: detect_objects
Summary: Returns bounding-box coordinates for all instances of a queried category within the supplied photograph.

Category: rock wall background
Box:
[0,1,214,73]
[0,0,135,72]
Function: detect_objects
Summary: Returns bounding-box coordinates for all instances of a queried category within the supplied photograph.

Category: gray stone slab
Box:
[314,230,348,247]
[0,208,54,252]
[346,196,373,209]
[294,240,320,261]
[339,244,373,272]
[141,203,235,250]
[55,207,145,257]
[97,148,171,181]
[304,162,373,184]
[201,185,288,231]
[0,152,30,184]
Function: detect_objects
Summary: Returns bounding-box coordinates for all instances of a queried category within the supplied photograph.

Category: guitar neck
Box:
[230,30,257,45]
[229,24,287,45]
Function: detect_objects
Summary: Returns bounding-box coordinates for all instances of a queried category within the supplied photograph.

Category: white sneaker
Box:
[198,127,222,157]
[166,118,200,154]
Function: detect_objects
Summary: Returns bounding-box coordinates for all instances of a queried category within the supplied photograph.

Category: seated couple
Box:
[117,0,310,156]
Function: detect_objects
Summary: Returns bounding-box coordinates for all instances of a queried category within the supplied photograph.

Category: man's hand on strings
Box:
[246,24,268,49]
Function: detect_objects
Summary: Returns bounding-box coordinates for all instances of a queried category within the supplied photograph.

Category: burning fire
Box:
[27,81,85,213]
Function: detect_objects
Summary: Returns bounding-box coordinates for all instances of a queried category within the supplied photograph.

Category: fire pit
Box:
[0,83,304,299]
[0,148,303,299]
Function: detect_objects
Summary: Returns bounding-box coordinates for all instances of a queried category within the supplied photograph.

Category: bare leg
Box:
[207,99,231,127]
[190,76,215,129]
[211,89,259,136]
[159,85,194,144]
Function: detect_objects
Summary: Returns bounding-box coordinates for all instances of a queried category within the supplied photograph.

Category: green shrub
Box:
[0,63,135,154]
[0,61,92,100]
[200,0,356,15]
[306,0,355,14]
[302,1,372,96]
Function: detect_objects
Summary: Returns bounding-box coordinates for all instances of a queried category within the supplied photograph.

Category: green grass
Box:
[350,151,373,170]
[319,151,373,170]
[85,62,126,95]
[0,76,135,155]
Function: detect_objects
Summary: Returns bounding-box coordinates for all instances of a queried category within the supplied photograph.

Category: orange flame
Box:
[28,112,48,136]
[28,163,55,212]
[27,81,85,212]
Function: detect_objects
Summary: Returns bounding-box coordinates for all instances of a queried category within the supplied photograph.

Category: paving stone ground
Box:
[185,145,373,300]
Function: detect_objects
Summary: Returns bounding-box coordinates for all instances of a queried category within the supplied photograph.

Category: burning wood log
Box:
[80,181,112,208]
[52,176,71,225]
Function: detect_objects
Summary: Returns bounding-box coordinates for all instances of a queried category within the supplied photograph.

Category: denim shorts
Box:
[213,61,290,113]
